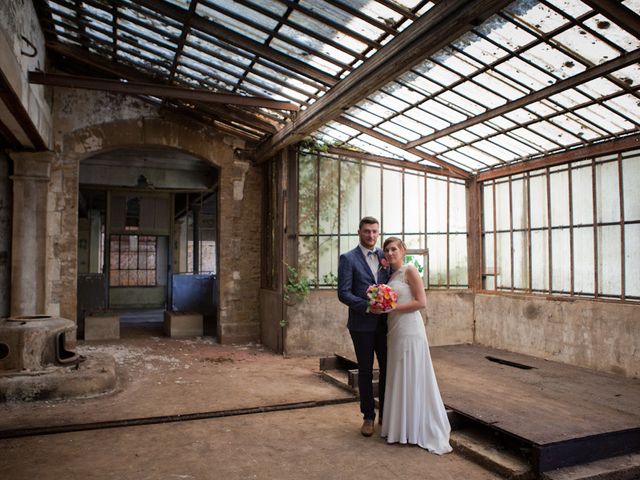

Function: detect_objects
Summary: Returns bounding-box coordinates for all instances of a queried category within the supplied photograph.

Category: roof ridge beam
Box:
[254,0,513,162]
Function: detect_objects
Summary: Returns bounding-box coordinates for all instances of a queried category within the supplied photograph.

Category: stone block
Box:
[84,313,120,340]
[164,311,203,338]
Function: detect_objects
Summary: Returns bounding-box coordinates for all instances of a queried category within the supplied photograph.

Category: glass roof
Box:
[38,0,640,173]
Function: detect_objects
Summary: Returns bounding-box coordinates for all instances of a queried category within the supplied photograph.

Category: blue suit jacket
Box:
[338,246,390,332]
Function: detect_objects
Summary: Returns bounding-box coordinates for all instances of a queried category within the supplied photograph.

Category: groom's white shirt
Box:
[359,244,379,282]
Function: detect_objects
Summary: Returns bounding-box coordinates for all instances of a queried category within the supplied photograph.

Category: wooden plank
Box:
[255,0,514,162]
[28,72,300,111]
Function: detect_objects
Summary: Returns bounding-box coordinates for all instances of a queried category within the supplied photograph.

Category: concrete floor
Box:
[0,325,503,480]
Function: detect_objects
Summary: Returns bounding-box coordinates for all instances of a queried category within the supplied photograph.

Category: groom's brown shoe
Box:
[361,420,374,437]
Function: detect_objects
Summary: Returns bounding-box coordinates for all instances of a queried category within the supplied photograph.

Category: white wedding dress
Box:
[381,265,452,454]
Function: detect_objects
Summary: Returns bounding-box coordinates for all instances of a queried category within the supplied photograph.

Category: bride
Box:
[380,236,452,454]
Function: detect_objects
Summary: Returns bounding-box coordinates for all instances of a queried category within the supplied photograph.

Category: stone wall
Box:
[282,289,474,357]
[474,293,640,378]
[48,88,261,343]
[0,153,11,318]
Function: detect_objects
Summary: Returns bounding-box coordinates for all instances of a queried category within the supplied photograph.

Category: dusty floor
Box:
[0,325,503,480]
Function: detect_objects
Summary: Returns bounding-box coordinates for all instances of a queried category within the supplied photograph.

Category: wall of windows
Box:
[482,149,640,301]
[109,234,157,286]
[298,151,468,288]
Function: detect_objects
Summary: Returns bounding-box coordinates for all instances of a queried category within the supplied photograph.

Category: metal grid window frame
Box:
[481,148,640,302]
[109,234,158,287]
[297,149,468,289]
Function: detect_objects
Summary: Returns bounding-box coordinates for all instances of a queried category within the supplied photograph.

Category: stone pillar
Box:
[9,151,53,317]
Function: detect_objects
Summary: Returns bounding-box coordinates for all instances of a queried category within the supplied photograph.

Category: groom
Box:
[338,216,390,437]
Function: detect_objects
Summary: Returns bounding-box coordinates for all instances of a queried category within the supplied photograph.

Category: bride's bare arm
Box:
[393,265,427,313]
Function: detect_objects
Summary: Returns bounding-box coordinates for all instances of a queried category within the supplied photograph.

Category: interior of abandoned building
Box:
[0,0,639,479]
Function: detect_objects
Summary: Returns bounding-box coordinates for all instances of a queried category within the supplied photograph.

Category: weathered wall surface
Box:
[283,290,473,357]
[474,293,640,378]
[260,289,284,353]
[0,153,11,318]
[49,88,261,343]
[0,0,51,147]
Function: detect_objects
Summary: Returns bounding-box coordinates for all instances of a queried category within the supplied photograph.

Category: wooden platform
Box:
[321,344,640,477]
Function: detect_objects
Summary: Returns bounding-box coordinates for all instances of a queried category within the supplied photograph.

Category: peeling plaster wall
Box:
[283,290,474,357]
[0,0,52,147]
[0,153,11,318]
[474,293,640,378]
[49,88,261,343]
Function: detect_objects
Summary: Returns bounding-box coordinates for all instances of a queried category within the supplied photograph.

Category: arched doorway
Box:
[77,146,219,338]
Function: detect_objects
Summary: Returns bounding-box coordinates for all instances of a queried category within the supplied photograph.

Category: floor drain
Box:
[485,356,535,370]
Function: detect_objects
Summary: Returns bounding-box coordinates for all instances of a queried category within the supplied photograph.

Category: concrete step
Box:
[541,453,640,480]
[319,369,356,395]
[450,427,533,480]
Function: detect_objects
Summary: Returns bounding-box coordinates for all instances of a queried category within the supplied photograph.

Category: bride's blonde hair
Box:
[383,236,406,252]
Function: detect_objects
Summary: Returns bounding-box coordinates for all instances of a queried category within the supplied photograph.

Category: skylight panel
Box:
[118,18,179,50]
[506,1,569,33]
[319,123,353,142]
[489,133,541,157]
[454,32,509,65]
[574,104,637,133]
[358,100,397,120]
[552,26,622,66]
[87,27,112,44]
[382,82,426,105]
[474,72,528,100]
[197,3,274,43]
[505,58,557,90]
[479,14,537,52]
[486,115,517,130]
[269,38,344,76]
[252,63,322,96]
[548,112,608,139]
[202,0,281,28]
[436,136,463,149]
[48,1,76,18]
[376,120,421,142]
[287,10,370,53]
[460,142,511,164]
[327,120,360,138]
[527,120,581,145]
[434,48,482,76]
[450,130,480,144]
[412,61,461,87]
[344,107,381,128]
[577,77,623,98]
[182,45,246,77]
[453,81,507,110]
[437,90,485,116]
[299,0,386,41]
[548,88,591,108]
[368,91,411,112]
[419,140,448,155]
[584,14,640,53]
[82,3,113,23]
[504,108,540,124]
[525,100,562,116]
[278,25,357,65]
[544,0,592,18]
[466,123,499,138]
[399,71,442,96]
[244,73,311,103]
[609,63,640,87]
[510,127,560,151]
[439,149,487,170]
[354,134,422,162]
[404,106,451,131]
[520,42,587,80]
[178,60,239,87]
[389,114,435,138]
[603,94,640,124]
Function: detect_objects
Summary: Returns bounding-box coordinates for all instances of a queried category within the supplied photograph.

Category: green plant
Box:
[298,137,329,153]
[284,264,311,303]
[405,255,424,274]
[322,271,338,286]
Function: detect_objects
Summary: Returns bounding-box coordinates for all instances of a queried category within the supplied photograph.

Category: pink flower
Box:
[366,284,397,313]
[379,258,389,269]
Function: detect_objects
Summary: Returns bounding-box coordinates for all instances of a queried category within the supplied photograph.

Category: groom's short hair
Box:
[359,216,379,230]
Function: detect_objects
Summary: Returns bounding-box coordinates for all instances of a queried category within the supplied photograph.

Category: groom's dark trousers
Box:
[338,246,389,421]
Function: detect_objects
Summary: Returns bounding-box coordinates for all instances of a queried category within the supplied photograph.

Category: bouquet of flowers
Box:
[366,283,397,313]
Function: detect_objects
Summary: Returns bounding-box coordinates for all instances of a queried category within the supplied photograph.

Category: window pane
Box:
[550,170,570,226]
[623,154,640,222]
[625,224,640,297]
[361,164,381,223]
[298,236,317,284]
[449,234,468,286]
[450,181,466,232]
[404,173,425,233]
[298,153,317,235]
[513,231,528,289]
[529,173,547,229]
[427,234,447,286]
[427,177,447,232]
[383,168,403,234]
[495,231,510,289]
[512,177,527,230]
[340,161,360,234]
[531,230,548,291]
[598,225,621,296]
[319,236,339,286]
[552,228,571,293]
[494,180,510,231]
[573,226,594,295]
[571,164,593,226]
[340,235,359,255]
[596,161,620,223]
[319,157,339,234]
[482,183,494,232]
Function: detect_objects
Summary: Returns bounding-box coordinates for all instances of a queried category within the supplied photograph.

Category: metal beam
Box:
[29,72,299,111]
[254,0,513,162]
[476,134,640,182]
[582,0,640,38]
[404,49,640,149]
[335,116,472,178]
[326,147,468,180]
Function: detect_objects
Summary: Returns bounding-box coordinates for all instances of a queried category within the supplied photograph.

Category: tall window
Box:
[482,149,639,302]
[109,235,157,286]
[298,150,467,288]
